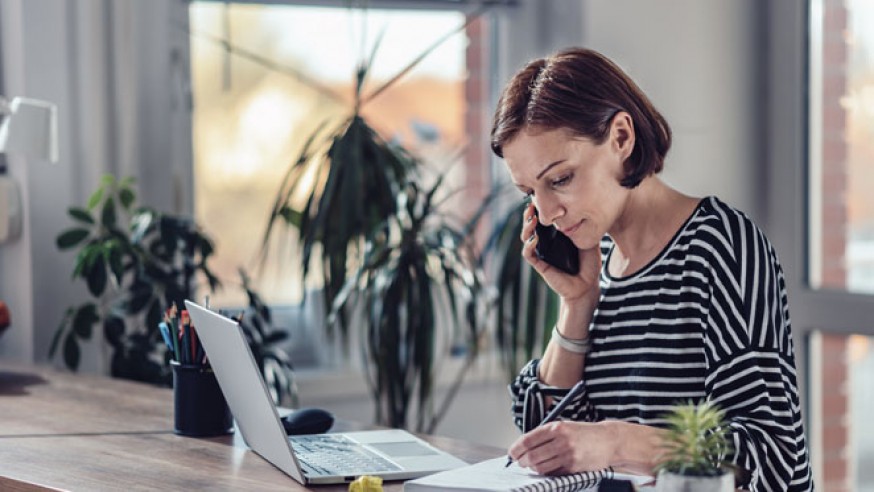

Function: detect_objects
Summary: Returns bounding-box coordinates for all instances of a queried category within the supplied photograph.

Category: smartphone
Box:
[533,208,580,275]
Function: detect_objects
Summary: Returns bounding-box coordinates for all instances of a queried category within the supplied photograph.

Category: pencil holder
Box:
[171,361,234,437]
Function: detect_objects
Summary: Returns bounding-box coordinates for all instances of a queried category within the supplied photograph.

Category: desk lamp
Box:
[0,96,59,243]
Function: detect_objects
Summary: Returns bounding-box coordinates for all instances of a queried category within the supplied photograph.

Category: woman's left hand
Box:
[508,421,617,475]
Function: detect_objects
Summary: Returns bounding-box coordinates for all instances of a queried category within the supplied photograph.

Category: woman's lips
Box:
[558,219,584,235]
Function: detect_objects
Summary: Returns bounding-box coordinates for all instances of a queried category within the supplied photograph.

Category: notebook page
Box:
[404,456,652,492]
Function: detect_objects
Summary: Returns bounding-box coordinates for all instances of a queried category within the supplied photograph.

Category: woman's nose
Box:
[533,198,562,227]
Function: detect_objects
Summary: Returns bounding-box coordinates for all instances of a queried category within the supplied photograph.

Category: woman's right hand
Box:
[520,202,602,307]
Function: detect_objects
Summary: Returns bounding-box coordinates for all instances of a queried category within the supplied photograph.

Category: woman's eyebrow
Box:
[536,160,565,180]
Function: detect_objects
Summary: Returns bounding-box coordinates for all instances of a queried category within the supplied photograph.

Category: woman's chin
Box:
[567,226,603,251]
[570,235,600,251]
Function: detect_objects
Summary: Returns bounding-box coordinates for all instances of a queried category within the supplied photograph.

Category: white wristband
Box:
[551,326,589,354]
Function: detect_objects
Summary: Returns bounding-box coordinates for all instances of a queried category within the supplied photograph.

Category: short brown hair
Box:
[490,47,671,188]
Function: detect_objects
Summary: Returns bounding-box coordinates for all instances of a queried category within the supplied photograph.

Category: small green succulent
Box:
[656,400,733,477]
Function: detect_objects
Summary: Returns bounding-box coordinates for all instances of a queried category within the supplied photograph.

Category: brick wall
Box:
[818,0,850,490]
[821,334,850,491]
[464,15,491,245]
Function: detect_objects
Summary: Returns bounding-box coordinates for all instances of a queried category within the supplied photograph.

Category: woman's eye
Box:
[550,174,572,188]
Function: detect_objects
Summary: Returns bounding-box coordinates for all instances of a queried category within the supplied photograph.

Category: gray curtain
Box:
[0,0,192,371]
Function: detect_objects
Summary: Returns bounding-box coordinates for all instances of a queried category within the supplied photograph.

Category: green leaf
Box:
[86,256,107,297]
[279,206,303,228]
[72,303,99,339]
[355,26,387,100]
[198,235,214,259]
[203,269,220,292]
[63,332,81,370]
[101,197,117,228]
[87,187,104,210]
[49,308,74,357]
[56,228,90,250]
[119,187,135,210]
[103,316,125,348]
[68,207,95,224]
[74,243,102,281]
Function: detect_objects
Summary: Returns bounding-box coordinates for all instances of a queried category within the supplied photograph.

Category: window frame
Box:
[767,1,874,338]
[767,1,874,485]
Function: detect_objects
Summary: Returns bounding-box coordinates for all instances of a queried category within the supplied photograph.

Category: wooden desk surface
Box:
[0,362,504,491]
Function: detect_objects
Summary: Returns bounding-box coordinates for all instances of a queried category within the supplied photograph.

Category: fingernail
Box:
[526,234,536,244]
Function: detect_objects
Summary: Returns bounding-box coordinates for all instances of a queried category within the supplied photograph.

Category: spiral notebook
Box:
[403,456,653,491]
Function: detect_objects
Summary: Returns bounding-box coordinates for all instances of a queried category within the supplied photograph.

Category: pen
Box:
[169,304,180,363]
[158,322,174,353]
[505,380,586,468]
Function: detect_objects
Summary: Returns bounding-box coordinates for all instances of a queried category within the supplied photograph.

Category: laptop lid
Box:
[184,300,305,482]
[184,300,467,485]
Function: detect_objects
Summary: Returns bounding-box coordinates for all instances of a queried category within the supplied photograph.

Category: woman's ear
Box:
[610,111,635,159]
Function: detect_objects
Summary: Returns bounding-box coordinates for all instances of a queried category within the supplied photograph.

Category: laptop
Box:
[184,300,468,485]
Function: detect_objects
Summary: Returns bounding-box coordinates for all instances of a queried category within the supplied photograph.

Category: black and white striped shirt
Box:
[510,196,813,491]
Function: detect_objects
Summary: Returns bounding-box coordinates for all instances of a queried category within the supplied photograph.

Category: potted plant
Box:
[51,175,217,383]
[655,400,735,491]
[51,175,297,405]
[328,173,488,432]
[260,13,488,430]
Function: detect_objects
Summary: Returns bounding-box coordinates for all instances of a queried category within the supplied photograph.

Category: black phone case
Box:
[534,214,580,275]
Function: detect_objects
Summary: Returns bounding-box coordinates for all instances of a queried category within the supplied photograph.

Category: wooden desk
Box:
[0,362,504,491]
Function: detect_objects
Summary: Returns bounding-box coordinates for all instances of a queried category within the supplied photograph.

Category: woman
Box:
[493,47,813,491]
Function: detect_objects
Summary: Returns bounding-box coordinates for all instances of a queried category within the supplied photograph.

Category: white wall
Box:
[0,0,82,367]
[582,0,767,224]
[0,0,192,370]
[493,0,767,226]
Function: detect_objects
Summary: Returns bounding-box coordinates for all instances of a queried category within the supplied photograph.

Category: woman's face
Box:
[502,125,631,251]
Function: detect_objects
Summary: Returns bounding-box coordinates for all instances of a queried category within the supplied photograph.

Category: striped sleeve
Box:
[508,238,614,432]
[508,359,601,432]
[701,205,805,491]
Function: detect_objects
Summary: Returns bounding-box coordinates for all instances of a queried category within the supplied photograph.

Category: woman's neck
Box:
[607,178,700,277]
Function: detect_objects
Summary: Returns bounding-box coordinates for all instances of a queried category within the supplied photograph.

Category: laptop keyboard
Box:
[290,434,402,476]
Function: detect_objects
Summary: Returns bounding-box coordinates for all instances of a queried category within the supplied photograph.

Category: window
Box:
[809,0,874,294]
[807,1,874,489]
[189,2,486,308]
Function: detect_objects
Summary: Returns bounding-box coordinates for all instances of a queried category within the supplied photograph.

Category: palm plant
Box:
[329,174,487,432]
[263,112,416,340]
[259,11,492,430]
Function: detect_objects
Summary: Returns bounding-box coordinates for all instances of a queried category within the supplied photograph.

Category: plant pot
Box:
[656,469,733,492]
